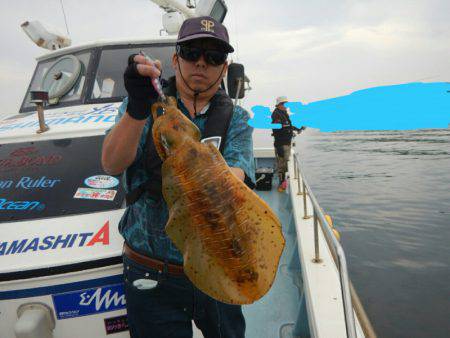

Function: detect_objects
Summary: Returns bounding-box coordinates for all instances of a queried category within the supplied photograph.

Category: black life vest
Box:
[272,108,294,146]
[125,77,235,206]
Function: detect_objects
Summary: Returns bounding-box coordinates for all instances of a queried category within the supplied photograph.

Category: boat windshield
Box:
[20,42,176,113]
[91,44,176,101]
[0,135,125,223]
[21,50,91,111]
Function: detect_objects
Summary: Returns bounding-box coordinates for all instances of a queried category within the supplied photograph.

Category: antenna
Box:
[59,0,71,38]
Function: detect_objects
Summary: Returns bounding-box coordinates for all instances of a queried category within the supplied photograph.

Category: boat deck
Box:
[244,187,308,338]
[189,161,308,338]
[192,179,308,338]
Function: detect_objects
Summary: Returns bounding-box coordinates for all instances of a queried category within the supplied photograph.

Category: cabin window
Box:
[0,135,125,223]
[22,51,91,110]
[91,45,176,100]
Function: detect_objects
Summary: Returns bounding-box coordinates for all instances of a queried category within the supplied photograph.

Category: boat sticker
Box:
[74,188,117,201]
[0,198,45,211]
[104,315,129,335]
[52,283,126,320]
[84,175,119,189]
[0,221,110,256]
[0,152,63,172]
[2,176,61,190]
[0,103,118,134]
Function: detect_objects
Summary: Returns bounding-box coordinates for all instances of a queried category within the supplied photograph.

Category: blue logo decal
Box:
[15,176,61,190]
[0,198,45,211]
[52,283,126,319]
[0,104,118,133]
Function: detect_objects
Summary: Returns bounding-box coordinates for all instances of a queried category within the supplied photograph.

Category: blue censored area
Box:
[248,105,282,129]
[249,82,450,132]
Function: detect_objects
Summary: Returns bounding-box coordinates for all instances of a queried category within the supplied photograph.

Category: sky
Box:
[0,0,449,132]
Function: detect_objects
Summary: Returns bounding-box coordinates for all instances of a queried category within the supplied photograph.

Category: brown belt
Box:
[123,242,184,276]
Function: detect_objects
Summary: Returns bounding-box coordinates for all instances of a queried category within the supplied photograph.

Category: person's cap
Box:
[177,16,234,53]
[276,96,289,105]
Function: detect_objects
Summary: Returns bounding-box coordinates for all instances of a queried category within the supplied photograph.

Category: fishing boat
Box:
[0,1,375,337]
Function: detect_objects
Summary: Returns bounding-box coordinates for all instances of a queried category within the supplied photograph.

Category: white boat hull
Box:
[0,264,129,337]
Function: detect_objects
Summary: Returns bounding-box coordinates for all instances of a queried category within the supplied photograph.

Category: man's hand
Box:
[124,54,162,120]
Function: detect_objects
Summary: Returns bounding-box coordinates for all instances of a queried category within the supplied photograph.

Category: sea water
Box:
[294,128,450,338]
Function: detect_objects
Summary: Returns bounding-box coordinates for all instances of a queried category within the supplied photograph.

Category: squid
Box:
[151,97,285,305]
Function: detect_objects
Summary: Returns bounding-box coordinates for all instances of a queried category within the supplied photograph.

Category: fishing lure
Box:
[139,51,167,104]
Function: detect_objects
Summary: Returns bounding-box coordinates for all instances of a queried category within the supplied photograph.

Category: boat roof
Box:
[0,103,121,144]
[36,36,177,61]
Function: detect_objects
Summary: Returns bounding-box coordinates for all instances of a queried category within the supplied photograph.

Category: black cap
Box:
[177,16,234,53]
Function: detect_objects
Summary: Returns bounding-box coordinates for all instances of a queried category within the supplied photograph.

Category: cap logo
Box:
[201,19,215,33]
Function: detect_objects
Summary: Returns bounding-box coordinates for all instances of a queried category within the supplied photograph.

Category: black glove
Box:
[123,54,159,120]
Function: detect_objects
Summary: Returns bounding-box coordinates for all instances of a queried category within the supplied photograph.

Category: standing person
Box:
[271,96,301,192]
[102,16,255,338]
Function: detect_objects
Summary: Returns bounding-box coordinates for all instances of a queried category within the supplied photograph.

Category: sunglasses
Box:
[176,44,228,66]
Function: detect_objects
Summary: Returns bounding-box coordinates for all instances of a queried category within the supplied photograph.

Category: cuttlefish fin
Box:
[183,239,248,304]
[165,200,248,304]
[165,200,191,251]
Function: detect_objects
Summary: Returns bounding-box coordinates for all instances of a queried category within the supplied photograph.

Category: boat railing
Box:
[291,153,377,338]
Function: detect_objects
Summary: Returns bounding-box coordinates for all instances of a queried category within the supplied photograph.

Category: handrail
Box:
[292,153,360,338]
[350,281,377,338]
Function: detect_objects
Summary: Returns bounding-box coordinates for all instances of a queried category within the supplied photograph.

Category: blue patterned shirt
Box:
[110,96,255,264]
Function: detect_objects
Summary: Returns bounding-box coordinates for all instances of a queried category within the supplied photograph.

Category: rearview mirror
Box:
[227,63,245,99]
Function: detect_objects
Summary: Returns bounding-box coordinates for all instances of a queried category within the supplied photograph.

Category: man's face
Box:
[173,38,228,92]
[277,103,287,111]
